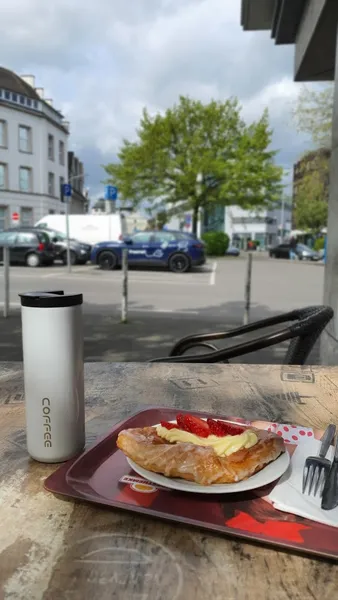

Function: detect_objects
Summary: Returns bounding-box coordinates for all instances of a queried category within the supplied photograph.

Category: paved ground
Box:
[0,255,324,363]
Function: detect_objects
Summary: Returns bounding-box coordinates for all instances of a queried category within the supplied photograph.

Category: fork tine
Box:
[302,464,309,494]
[308,465,316,495]
[313,466,322,496]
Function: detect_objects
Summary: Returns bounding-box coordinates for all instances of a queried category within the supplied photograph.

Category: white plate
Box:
[126,451,290,494]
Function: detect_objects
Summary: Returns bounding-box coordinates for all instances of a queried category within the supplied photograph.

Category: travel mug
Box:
[19,290,85,462]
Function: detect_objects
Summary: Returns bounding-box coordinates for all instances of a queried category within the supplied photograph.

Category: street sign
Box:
[63,183,72,197]
[105,185,118,201]
[12,212,19,223]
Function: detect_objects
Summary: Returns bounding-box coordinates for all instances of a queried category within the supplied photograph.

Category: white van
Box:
[35,214,127,245]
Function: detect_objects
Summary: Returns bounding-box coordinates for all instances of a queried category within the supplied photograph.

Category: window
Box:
[19,167,32,192]
[59,140,65,165]
[0,206,9,231]
[0,230,16,244]
[48,134,54,160]
[48,172,55,196]
[131,233,153,244]
[17,232,36,245]
[0,163,8,189]
[19,126,32,153]
[0,120,7,147]
[60,176,65,200]
[20,207,33,227]
[154,232,176,243]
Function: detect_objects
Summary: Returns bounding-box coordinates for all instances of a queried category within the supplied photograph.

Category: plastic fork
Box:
[302,424,336,496]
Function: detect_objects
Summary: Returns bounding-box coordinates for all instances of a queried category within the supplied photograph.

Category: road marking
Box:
[210,261,217,286]
[129,308,199,314]
[36,274,211,286]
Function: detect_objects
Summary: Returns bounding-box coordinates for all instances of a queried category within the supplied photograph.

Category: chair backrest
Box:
[283,306,333,364]
[150,306,334,365]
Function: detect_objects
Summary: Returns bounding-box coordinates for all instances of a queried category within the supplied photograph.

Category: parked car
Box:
[269,242,321,261]
[91,230,206,273]
[225,246,240,257]
[0,229,56,267]
[31,227,91,265]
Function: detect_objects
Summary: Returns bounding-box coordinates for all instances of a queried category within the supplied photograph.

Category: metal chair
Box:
[150,306,333,365]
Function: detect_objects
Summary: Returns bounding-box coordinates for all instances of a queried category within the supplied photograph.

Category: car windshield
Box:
[297,244,313,252]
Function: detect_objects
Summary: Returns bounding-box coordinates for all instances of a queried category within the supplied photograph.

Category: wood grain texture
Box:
[0,362,338,600]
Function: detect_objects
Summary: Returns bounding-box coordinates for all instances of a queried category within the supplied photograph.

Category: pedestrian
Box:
[289,236,297,260]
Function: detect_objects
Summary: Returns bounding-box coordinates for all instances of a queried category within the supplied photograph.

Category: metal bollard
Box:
[243,253,253,325]
[121,248,128,323]
[3,246,10,318]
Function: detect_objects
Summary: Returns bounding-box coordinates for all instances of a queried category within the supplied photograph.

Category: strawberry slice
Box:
[160,421,178,430]
[216,420,245,436]
[182,415,210,438]
[176,413,190,431]
[207,418,226,437]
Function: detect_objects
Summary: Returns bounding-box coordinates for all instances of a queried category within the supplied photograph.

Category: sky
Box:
[0,0,313,200]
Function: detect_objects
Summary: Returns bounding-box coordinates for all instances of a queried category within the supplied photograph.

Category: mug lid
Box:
[19,291,83,308]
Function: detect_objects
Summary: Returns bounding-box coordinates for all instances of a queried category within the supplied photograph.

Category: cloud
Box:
[0,0,311,195]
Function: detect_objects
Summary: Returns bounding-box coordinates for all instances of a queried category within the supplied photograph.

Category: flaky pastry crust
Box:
[117,425,285,485]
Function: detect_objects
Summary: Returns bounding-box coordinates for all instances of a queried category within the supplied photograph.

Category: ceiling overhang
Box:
[241,0,337,82]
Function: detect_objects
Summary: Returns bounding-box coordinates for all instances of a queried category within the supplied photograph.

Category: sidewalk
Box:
[0,305,320,364]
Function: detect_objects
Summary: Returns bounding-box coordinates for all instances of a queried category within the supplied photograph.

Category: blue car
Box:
[91,230,206,273]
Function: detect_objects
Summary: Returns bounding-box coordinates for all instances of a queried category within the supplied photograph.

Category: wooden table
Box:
[1,362,338,600]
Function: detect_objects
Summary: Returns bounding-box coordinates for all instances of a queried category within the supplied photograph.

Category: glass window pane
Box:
[19,126,31,152]
[21,207,33,226]
[131,233,152,244]
[19,167,31,192]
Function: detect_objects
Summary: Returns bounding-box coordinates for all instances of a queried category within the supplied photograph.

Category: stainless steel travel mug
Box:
[20,291,85,462]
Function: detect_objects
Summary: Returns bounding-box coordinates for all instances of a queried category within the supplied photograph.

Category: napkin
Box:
[269,437,338,527]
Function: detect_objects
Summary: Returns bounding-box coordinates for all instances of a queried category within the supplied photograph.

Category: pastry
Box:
[117,414,285,485]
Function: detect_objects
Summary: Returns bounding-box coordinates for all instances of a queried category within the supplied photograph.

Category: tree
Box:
[293,153,329,232]
[104,96,283,234]
[292,84,334,148]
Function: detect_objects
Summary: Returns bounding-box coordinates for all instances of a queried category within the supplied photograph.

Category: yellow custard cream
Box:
[156,425,258,457]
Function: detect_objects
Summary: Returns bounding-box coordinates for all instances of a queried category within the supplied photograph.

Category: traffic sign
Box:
[63,183,72,197]
[105,185,118,201]
[12,212,19,222]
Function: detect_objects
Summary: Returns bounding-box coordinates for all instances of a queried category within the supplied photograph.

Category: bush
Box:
[201,231,229,256]
[313,237,325,252]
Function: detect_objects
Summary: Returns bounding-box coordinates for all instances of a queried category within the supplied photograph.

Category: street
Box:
[0,255,324,363]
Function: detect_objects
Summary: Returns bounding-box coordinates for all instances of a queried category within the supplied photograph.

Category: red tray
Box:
[44,407,338,561]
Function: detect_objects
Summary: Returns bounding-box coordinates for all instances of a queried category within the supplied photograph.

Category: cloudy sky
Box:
[1,0,312,198]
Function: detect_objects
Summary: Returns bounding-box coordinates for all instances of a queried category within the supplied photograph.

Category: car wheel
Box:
[62,251,77,266]
[26,253,40,268]
[168,253,190,273]
[98,250,118,270]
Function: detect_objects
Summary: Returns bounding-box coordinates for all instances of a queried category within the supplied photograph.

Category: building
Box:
[292,148,330,227]
[224,203,291,249]
[166,203,291,248]
[240,0,338,364]
[0,66,87,231]
[66,151,88,214]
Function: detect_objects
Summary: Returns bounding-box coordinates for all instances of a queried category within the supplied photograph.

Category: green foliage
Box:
[294,152,329,232]
[292,85,334,148]
[104,96,283,234]
[313,237,325,251]
[201,231,229,256]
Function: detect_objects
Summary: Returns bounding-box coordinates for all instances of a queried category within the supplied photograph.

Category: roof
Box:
[0,66,40,100]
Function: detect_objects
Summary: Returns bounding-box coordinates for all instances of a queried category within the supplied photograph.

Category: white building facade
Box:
[0,68,69,230]
[224,203,292,249]
[165,202,291,247]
